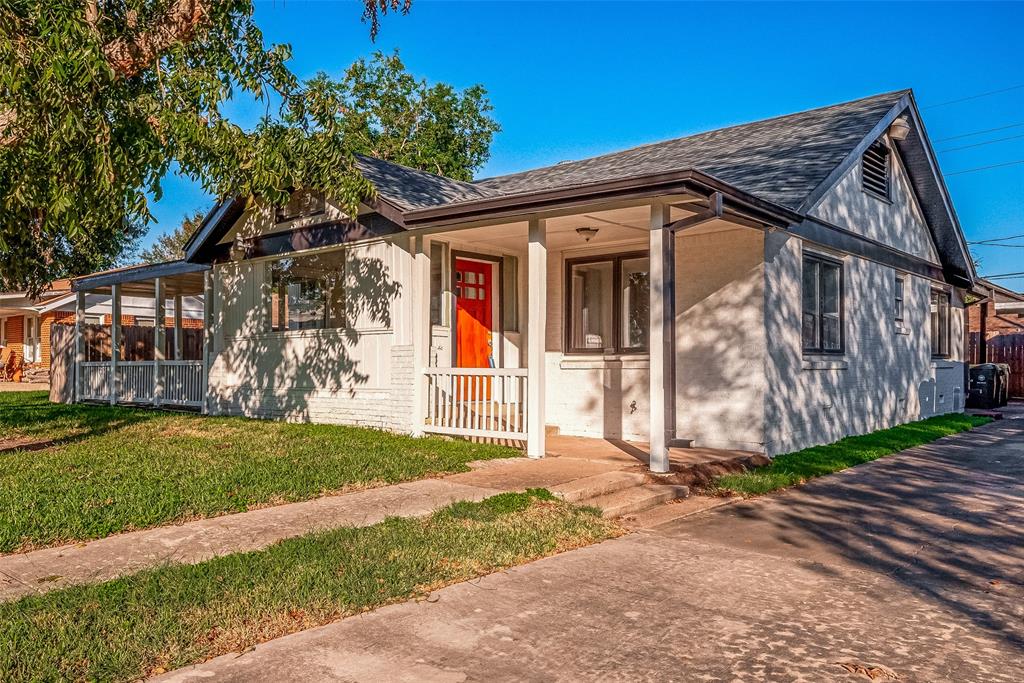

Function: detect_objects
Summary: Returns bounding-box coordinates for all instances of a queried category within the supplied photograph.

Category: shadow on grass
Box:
[0,391,164,449]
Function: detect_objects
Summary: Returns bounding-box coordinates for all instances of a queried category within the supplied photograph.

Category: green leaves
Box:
[334,50,500,182]
[0,3,498,297]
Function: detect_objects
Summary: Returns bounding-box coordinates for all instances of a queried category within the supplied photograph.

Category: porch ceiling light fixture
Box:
[576,227,599,242]
[888,116,911,141]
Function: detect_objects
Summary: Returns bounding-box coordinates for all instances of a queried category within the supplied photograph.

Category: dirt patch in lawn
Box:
[0,437,59,454]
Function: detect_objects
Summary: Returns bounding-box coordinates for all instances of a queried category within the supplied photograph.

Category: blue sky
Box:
[151,1,1024,288]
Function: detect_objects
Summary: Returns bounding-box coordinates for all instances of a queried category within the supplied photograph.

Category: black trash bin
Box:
[968,363,1004,409]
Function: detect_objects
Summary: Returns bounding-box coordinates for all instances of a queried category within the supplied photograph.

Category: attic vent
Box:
[861,142,890,200]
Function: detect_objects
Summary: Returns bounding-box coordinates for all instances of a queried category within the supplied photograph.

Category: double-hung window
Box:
[930,288,951,357]
[802,254,844,354]
[565,252,650,354]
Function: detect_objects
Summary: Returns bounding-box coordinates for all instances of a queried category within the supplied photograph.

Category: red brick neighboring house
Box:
[0,281,203,383]
[967,278,1024,398]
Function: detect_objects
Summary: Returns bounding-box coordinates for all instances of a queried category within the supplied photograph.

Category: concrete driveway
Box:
[160,413,1024,683]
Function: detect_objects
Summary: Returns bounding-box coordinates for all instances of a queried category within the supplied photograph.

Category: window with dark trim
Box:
[265,251,347,331]
[930,288,951,357]
[894,274,905,322]
[802,254,844,354]
[565,252,649,354]
[862,141,891,200]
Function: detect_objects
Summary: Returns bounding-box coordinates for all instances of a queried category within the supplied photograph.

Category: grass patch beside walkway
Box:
[0,490,618,682]
[714,413,992,496]
[0,391,517,553]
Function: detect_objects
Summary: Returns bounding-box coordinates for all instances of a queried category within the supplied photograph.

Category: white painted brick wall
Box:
[763,231,966,456]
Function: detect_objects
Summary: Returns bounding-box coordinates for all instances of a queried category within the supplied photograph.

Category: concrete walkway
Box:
[158,414,1024,682]
[0,452,639,602]
[0,479,499,602]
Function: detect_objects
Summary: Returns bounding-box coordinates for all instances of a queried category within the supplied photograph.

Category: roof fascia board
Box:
[366,195,408,228]
[35,293,77,314]
[797,93,912,214]
[898,94,976,281]
[72,261,210,292]
[184,197,245,263]
[403,170,799,231]
[790,216,947,283]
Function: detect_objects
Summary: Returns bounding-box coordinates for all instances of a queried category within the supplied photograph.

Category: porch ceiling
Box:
[439,203,756,253]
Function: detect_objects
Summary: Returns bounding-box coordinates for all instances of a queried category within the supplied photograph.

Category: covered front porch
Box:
[72,261,213,410]
[407,187,779,470]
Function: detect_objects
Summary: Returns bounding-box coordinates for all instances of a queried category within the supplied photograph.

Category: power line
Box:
[923,84,1024,110]
[970,233,1024,245]
[935,121,1024,143]
[939,132,1024,153]
[945,159,1024,176]
[985,271,1024,280]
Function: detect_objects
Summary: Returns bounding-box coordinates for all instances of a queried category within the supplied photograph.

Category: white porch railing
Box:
[80,362,110,401]
[119,361,155,402]
[78,360,204,408]
[423,368,528,440]
[161,360,205,407]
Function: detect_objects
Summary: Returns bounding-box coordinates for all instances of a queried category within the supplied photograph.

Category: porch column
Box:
[979,301,989,364]
[411,235,431,436]
[109,283,121,405]
[153,278,165,407]
[201,270,213,415]
[74,290,86,403]
[173,294,184,360]
[648,203,674,473]
[527,218,547,458]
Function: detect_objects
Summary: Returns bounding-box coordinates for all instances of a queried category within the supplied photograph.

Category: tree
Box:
[136,53,498,266]
[0,0,412,294]
[138,210,204,263]
[337,51,500,181]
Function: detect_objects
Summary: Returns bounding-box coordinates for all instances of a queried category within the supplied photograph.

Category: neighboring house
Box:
[968,278,1024,341]
[68,89,975,469]
[0,281,203,382]
[967,278,1024,398]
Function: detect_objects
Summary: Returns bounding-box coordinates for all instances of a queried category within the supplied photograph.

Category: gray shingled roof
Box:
[474,90,908,210]
[356,155,495,211]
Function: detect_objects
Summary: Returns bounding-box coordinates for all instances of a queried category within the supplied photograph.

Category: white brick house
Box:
[69,89,976,469]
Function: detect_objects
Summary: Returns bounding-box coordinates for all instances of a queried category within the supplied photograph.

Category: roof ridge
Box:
[474,89,911,185]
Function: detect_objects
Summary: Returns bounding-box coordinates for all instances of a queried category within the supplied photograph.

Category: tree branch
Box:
[101,0,209,78]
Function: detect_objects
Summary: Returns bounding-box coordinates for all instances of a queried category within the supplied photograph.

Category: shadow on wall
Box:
[209,238,402,424]
[764,229,965,455]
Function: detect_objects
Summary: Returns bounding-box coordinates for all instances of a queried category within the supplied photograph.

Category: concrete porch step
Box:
[583,484,690,519]
[549,470,647,503]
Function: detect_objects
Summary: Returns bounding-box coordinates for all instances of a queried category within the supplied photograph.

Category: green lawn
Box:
[0,391,518,553]
[0,490,618,682]
[714,413,993,496]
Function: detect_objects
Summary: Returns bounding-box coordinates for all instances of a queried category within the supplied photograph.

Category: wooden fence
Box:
[63,323,203,362]
[969,332,1024,398]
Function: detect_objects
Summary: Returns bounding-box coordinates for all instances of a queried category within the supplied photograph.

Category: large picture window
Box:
[266,250,347,331]
[802,254,844,353]
[930,288,951,357]
[565,252,649,354]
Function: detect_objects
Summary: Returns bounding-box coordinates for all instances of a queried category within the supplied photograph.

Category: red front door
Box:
[455,258,494,368]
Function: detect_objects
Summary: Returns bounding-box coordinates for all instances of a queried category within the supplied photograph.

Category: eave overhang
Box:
[72,260,210,292]
[401,169,802,231]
